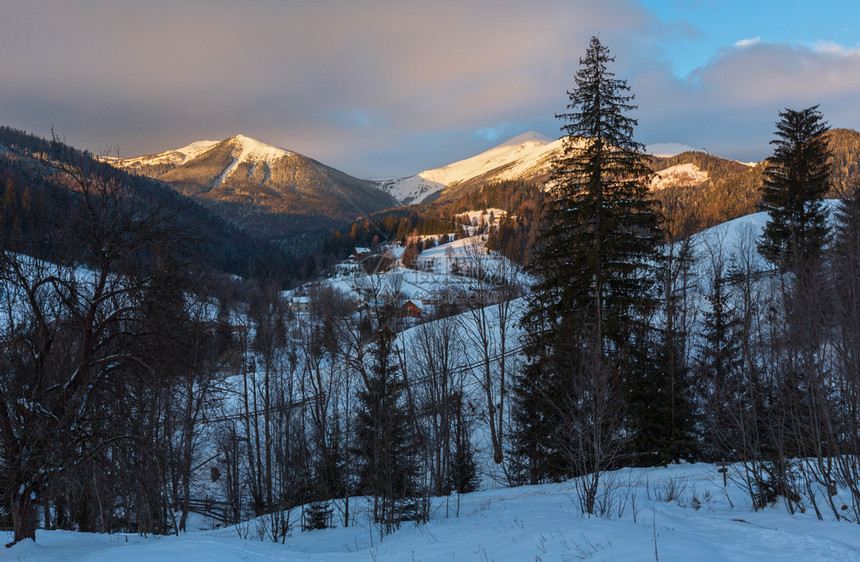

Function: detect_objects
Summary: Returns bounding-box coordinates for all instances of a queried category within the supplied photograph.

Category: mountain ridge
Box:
[0,126,300,278]
[376,131,564,204]
[376,132,745,205]
[110,135,398,240]
[112,128,860,248]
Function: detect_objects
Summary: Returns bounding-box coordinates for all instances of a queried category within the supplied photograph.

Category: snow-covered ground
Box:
[7,463,860,561]
[316,225,522,311]
[416,235,497,275]
[7,204,853,561]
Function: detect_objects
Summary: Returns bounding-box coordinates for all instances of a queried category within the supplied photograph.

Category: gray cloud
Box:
[2,1,859,177]
[635,41,860,162]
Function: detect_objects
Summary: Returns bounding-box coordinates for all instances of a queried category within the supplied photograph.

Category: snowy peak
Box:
[209,135,293,188]
[114,135,293,176]
[376,132,735,204]
[108,134,398,237]
[112,134,297,190]
[495,130,553,148]
[377,131,561,204]
[222,134,293,166]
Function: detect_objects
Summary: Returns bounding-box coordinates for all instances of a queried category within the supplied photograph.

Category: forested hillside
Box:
[827,127,860,194]
[0,127,299,280]
[653,128,860,238]
[111,135,398,252]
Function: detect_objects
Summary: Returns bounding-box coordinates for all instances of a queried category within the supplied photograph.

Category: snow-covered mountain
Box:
[374,133,720,204]
[111,135,398,236]
[376,132,564,204]
[112,138,224,169]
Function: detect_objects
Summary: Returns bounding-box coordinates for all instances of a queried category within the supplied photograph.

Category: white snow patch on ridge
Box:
[172,139,220,163]
[228,134,292,166]
[647,142,697,157]
[212,135,293,188]
[112,139,219,167]
[651,163,709,190]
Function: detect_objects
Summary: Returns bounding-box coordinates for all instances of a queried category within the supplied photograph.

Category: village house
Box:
[289,296,312,315]
[399,299,423,319]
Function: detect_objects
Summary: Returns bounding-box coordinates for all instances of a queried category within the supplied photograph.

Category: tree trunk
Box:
[8,490,37,546]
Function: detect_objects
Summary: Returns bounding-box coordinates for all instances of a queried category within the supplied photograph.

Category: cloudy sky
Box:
[2,0,859,178]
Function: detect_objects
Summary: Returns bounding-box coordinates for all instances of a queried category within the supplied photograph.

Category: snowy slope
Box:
[689,200,840,271]
[110,139,220,167]
[8,463,860,561]
[651,162,709,190]
[113,134,295,191]
[377,132,562,204]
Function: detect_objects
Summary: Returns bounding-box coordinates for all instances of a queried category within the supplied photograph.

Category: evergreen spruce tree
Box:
[832,182,860,311]
[645,236,696,464]
[449,399,479,494]
[353,319,418,531]
[699,269,743,389]
[517,36,662,486]
[510,345,569,483]
[830,182,860,451]
[696,263,744,458]
[759,105,831,271]
[302,501,333,531]
[758,106,832,505]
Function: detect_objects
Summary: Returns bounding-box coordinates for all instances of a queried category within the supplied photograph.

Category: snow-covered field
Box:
[6,463,860,561]
[316,228,522,311]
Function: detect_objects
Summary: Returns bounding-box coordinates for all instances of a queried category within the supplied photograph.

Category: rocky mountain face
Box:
[112,135,398,239]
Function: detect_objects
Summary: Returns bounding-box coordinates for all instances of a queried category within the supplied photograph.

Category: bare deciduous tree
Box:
[0,145,184,544]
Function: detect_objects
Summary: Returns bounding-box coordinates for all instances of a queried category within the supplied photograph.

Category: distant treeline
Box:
[317,179,545,266]
[315,130,860,270]
[653,128,860,239]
